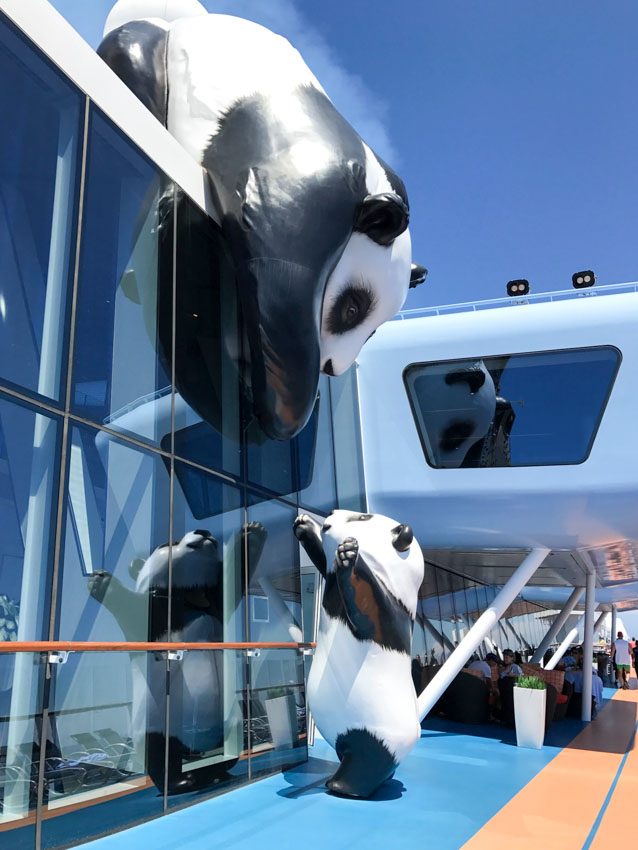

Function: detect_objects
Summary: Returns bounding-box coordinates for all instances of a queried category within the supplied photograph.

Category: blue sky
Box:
[49,0,638,311]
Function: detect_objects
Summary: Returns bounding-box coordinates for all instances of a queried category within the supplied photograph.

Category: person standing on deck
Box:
[612,631,631,689]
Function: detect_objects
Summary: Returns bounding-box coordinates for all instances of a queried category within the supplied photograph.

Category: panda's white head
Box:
[320,229,412,377]
[135,529,221,593]
[414,360,497,468]
[320,510,424,617]
[319,147,427,378]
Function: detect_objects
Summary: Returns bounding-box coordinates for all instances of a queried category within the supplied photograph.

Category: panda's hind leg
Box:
[326,729,397,799]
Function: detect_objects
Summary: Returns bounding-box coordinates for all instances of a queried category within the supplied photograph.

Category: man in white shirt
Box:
[612,631,632,689]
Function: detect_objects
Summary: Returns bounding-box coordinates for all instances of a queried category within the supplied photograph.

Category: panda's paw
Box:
[335,538,358,571]
[293,514,321,542]
[88,569,113,603]
[243,521,267,546]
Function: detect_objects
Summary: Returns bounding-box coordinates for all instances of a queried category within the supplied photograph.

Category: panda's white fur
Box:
[102,2,413,384]
[308,510,424,765]
[414,359,497,468]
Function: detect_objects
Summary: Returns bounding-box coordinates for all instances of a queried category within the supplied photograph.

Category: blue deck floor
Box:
[77,699,607,850]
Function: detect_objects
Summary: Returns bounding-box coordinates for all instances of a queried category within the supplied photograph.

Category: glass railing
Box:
[0,641,313,849]
[396,280,638,321]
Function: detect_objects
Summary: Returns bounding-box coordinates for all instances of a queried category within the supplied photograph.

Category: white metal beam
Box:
[417,547,549,722]
[531,586,585,663]
[582,569,596,721]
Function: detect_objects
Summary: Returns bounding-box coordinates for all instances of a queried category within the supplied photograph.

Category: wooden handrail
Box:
[0,641,315,653]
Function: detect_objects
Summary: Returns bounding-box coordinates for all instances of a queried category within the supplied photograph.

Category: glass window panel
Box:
[245,400,321,501]
[171,191,242,478]
[0,653,44,849]
[249,650,306,779]
[56,423,170,642]
[298,377,337,515]
[404,347,620,468]
[71,108,171,447]
[166,650,248,808]
[0,14,82,403]
[0,393,61,642]
[41,652,164,849]
[246,499,301,646]
[330,365,366,512]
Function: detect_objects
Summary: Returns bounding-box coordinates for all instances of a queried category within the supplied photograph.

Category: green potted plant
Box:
[513,675,547,749]
[264,687,297,750]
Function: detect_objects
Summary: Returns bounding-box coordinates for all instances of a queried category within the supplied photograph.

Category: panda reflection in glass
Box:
[294,511,424,798]
[99,0,427,441]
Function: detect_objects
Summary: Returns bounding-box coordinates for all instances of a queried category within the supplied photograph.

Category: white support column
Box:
[594,610,607,636]
[417,547,549,722]
[544,609,603,671]
[582,569,596,721]
[531,586,585,663]
[545,622,581,670]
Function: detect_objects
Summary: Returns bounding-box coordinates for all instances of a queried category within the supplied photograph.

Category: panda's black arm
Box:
[293,516,327,579]
[334,540,412,654]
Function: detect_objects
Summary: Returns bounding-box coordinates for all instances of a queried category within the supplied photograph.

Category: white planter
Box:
[514,686,546,749]
[265,695,297,750]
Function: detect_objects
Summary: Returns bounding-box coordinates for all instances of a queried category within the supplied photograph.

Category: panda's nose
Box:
[322,359,335,377]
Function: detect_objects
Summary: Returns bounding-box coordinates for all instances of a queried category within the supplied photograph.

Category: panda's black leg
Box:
[293,515,327,578]
[326,729,397,798]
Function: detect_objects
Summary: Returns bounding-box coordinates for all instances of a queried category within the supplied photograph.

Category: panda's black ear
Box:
[391,524,414,552]
[354,193,410,246]
[129,558,145,581]
[410,263,428,288]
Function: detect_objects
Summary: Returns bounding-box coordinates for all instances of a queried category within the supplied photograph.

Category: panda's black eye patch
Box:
[439,420,475,452]
[445,367,486,394]
[346,514,373,522]
[326,285,375,335]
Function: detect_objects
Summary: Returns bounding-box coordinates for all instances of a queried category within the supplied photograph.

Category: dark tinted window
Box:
[0,12,82,403]
[71,108,170,447]
[405,347,620,468]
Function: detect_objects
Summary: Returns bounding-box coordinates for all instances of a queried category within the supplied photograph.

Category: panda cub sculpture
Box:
[294,510,424,798]
[99,1,427,442]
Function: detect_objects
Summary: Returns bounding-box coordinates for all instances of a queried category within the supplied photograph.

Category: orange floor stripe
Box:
[462,688,638,850]
[588,687,638,848]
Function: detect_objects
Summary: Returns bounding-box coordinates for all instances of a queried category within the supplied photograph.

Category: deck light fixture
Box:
[507,279,530,297]
[572,270,596,289]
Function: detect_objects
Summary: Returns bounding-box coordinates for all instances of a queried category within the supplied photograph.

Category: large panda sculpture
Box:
[89,524,267,794]
[99,0,426,441]
[294,510,424,798]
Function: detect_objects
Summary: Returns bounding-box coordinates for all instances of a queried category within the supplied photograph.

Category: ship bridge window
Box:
[404,346,620,468]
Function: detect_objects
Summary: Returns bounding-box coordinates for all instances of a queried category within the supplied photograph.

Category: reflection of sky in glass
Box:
[0,16,82,401]
[499,348,619,464]
[408,347,619,468]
